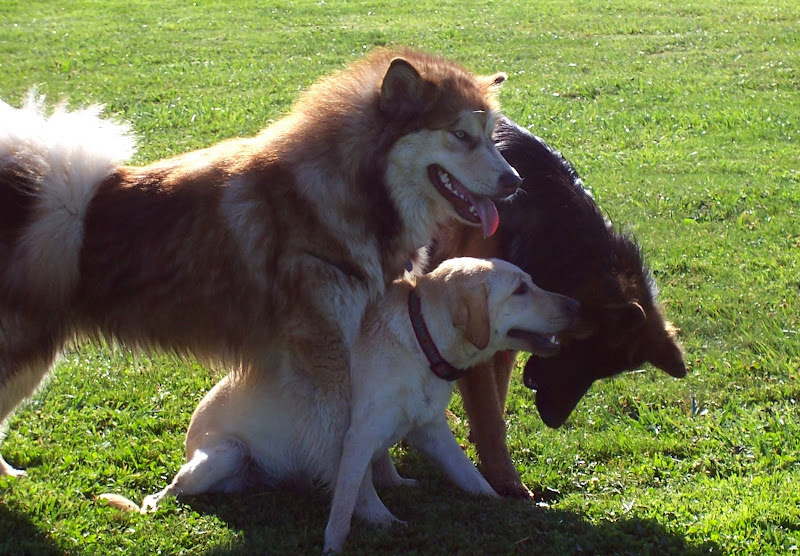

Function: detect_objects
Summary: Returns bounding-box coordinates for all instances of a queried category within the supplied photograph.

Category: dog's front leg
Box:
[324,430,380,553]
[458,352,532,498]
[283,274,369,392]
[406,418,498,498]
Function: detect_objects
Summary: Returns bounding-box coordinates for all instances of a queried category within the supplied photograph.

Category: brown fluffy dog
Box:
[427,117,686,498]
[0,48,521,477]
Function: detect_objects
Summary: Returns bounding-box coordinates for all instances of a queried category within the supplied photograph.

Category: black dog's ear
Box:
[647,323,688,378]
[380,58,425,118]
[603,301,647,336]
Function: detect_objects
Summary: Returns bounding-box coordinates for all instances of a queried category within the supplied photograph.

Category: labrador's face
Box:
[431,257,579,356]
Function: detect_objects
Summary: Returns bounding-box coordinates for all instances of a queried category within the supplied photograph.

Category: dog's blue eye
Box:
[514,283,529,295]
[452,130,468,140]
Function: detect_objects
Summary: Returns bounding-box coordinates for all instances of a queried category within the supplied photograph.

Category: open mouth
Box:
[428,164,499,238]
[507,329,561,358]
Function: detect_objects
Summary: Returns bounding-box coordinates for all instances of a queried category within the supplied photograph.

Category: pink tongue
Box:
[474,198,499,238]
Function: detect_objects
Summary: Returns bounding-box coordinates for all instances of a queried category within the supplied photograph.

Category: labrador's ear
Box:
[451,281,490,350]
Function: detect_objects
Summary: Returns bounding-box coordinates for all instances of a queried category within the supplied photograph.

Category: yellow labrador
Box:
[133,258,578,552]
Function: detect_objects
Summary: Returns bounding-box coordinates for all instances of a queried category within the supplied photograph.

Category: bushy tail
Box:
[0,90,136,309]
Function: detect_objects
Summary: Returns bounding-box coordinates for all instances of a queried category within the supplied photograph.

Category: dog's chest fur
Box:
[351,288,457,444]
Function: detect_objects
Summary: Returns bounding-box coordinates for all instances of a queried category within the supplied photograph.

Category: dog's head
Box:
[520,234,687,429]
[524,294,686,429]
[488,116,687,428]
[377,51,521,238]
[423,257,579,368]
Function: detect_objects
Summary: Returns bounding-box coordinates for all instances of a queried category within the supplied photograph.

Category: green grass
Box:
[1,0,799,553]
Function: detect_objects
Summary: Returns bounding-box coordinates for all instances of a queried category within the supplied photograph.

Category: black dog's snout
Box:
[559,295,581,328]
[497,170,522,195]
[564,296,580,316]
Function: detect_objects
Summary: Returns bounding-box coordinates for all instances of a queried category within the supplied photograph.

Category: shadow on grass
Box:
[0,500,64,556]
[181,466,722,556]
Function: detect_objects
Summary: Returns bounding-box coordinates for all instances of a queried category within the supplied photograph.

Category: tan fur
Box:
[0,48,521,476]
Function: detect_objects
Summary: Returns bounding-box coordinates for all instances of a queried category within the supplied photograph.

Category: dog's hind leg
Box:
[0,364,46,476]
[353,464,403,528]
[140,437,248,513]
[0,323,65,477]
[372,450,418,489]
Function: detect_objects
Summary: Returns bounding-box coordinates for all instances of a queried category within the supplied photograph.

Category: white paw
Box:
[0,457,27,478]
[140,492,166,514]
[372,509,403,529]
[1,466,27,478]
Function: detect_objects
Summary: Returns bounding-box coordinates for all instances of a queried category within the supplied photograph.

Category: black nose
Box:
[497,170,522,195]
[523,371,539,390]
[564,296,580,316]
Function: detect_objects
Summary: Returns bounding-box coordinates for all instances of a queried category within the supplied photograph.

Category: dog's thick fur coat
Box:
[428,117,687,498]
[126,258,578,552]
[0,48,521,477]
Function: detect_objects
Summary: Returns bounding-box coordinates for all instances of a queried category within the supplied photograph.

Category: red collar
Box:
[408,289,467,382]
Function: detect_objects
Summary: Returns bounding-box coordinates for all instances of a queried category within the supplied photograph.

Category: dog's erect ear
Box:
[603,301,647,336]
[380,58,424,118]
[451,281,490,350]
[647,327,688,378]
[483,72,507,89]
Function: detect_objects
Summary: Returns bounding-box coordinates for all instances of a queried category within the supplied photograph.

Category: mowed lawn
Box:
[1,1,798,554]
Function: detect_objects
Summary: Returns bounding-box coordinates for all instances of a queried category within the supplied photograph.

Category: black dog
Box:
[494,117,686,426]
[427,117,687,497]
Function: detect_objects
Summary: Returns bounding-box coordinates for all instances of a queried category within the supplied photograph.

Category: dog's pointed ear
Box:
[482,72,507,89]
[603,301,647,336]
[647,324,687,378]
[451,281,490,350]
[380,58,424,118]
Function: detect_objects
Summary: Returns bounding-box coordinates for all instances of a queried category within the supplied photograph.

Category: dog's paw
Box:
[372,512,405,529]
[372,471,419,489]
[0,457,27,478]
[493,480,534,499]
[355,502,402,528]
[140,492,167,514]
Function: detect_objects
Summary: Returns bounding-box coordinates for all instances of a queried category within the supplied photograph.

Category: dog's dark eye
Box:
[513,282,529,295]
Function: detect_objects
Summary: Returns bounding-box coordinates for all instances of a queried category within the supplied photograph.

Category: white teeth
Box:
[549,335,559,345]
[440,171,464,199]
[437,167,474,212]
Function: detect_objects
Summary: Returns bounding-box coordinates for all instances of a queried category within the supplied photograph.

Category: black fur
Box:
[429,117,686,428]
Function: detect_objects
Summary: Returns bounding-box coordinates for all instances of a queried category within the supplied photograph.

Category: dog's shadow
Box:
[185,456,722,555]
[0,499,64,556]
